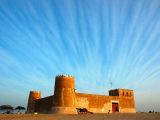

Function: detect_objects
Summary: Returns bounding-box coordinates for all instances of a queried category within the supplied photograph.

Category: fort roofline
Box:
[109,88,134,91]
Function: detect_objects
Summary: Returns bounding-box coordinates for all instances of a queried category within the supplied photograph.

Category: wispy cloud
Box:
[0,0,160,110]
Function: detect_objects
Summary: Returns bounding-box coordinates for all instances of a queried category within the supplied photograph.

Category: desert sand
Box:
[0,113,160,120]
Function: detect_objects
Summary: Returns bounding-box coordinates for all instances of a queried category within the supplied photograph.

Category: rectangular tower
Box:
[109,89,136,113]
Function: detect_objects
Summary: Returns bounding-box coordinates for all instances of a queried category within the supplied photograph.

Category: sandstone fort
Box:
[27,74,136,114]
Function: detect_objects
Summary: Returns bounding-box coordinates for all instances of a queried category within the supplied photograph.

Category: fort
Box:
[27,74,136,114]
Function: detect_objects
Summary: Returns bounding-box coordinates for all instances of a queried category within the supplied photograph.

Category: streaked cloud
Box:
[0,0,160,111]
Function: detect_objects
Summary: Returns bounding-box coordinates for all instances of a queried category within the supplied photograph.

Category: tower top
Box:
[56,74,74,78]
[30,91,41,93]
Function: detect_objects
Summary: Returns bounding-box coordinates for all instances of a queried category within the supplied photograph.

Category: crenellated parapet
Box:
[56,74,74,78]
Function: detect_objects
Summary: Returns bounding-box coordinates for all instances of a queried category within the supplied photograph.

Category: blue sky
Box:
[0,0,160,112]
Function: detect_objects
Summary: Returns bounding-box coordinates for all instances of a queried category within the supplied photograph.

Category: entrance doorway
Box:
[112,103,119,112]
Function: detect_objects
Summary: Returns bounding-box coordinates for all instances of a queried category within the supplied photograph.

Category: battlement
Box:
[56,74,74,78]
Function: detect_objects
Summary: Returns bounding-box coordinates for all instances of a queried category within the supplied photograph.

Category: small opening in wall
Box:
[126,92,128,96]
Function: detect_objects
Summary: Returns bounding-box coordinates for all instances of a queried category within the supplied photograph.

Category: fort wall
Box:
[35,95,53,113]
[75,93,111,113]
[27,75,136,114]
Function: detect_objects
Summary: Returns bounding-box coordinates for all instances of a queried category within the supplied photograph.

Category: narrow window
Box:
[126,92,128,96]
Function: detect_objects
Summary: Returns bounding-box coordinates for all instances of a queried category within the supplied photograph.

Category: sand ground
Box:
[0,113,160,120]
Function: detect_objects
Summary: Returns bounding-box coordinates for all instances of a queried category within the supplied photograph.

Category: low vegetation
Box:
[0,105,25,114]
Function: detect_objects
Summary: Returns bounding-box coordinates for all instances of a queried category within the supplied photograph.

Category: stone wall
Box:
[32,89,135,114]
[35,95,53,113]
[75,93,112,113]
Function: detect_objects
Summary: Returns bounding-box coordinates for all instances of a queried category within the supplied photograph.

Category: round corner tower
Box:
[27,91,41,113]
[52,74,77,114]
